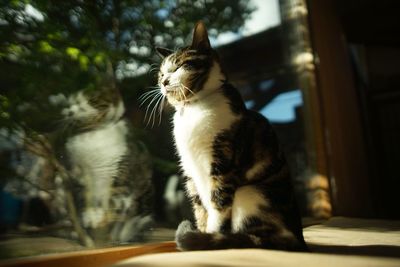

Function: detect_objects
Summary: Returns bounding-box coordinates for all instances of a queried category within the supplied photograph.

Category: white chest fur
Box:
[173,92,238,210]
[66,120,129,206]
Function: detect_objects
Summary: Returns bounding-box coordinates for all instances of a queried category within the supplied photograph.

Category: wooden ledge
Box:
[0,241,178,267]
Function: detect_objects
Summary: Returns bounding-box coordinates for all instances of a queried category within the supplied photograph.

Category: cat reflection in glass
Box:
[153,21,307,251]
[60,88,153,244]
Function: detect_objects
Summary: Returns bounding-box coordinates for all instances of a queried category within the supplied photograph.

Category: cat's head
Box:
[61,89,125,130]
[156,21,225,106]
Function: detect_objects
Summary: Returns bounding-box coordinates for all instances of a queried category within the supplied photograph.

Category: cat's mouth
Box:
[162,84,194,103]
[164,86,176,93]
[160,85,176,95]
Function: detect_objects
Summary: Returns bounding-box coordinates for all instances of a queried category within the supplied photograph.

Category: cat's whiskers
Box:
[148,67,160,75]
[148,94,164,128]
[167,82,188,103]
[142,87,167,128]
[58,112,82,133]
[146,85,161,90]
[149,95,161,126]
[148,63,159,74]
[139,93,159,107]
[144,92,162,122]
[138,89,159,102]
[166,82,195,104]
[149,62,159,69]
[177,86,187,102]
[139,90,160,107]
[139,89,158,100]
[165,83,180,91]
[158,96,166,125]
[180,83,195,96]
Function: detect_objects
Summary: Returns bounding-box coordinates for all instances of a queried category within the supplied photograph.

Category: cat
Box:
[59,88,154,243]
[155,21,308,251]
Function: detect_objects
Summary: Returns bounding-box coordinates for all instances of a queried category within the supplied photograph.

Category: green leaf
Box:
[94,53,106,66]
[66,47,81,60]
[78,54,89,70]
[39,41,54,53]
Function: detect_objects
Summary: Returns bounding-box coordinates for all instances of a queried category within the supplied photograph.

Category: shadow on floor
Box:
[310,244,400,258]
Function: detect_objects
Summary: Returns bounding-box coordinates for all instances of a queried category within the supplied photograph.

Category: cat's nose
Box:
[162,79,169,87]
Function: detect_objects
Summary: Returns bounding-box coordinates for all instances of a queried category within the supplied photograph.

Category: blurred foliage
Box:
[0,0,253,132]
[0,1,254,246]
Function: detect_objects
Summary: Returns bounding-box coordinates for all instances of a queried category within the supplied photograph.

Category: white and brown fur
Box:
[61,88,154,243]
[155,22,308,251]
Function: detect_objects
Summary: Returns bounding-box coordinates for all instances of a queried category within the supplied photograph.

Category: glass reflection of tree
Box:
[0,0,253,248]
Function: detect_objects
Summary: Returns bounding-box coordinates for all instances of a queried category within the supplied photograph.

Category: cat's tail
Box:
[175,220,308,252]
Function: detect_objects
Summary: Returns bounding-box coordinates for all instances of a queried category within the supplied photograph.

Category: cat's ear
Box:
[155,47,173,58]
[191,21,211,51]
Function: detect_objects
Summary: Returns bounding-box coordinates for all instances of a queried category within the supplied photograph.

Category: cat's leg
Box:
[206,182,235,233]
[231,185,306,251]
[184,177,207,232]
[193,197,208,232]
[231,185,269,233]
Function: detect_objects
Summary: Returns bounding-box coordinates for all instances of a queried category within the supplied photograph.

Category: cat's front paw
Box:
[176,220,196,237]
[175,220,197,249]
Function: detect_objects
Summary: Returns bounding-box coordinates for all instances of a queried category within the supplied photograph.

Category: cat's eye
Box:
[181,60,199,70]
[166,66,178,73]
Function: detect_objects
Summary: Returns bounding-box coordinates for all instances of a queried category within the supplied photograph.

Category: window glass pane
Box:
[0,0,328,260]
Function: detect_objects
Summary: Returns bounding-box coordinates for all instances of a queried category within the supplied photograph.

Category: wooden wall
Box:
[307,0,373,217]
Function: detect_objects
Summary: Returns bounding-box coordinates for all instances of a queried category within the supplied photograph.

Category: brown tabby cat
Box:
[155,21,308,251]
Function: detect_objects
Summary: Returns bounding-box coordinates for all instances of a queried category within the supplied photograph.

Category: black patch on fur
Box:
[211,186,235,210]
[210,131,234,176]
[192,195,201,205]
[220,218,232,233]
[221,83,246,114]
[242,216,264,231]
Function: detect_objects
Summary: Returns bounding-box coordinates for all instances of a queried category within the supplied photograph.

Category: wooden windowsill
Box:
[0,241,178,267]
